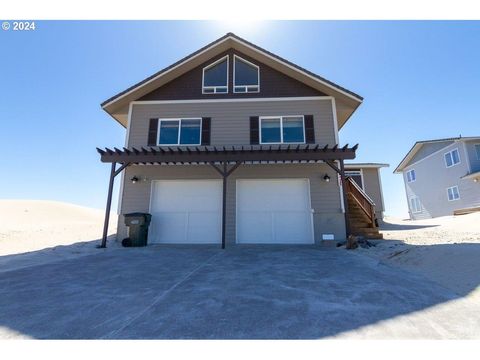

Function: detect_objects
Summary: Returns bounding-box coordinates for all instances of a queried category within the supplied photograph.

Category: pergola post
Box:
[99,161,130,248]
[339,159,351,238]
[209,161,242,249]
[221,162,227,249]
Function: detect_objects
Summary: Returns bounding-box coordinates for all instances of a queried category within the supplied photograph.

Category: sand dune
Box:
[0,200,117,270]
[360,213,480,295]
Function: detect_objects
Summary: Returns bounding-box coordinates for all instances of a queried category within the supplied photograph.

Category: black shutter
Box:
[147,118,159,146]
[304,115,315,144]
[250,116,259,145]
[201,117,211,145]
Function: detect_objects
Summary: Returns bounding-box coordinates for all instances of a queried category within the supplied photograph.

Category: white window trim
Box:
[406,169,416,183]
[446,185,460,201]
[202,55,229,94]
[409,196,422,213]
[259,115,306,145]
[475,144,480,160]
[157,118,202,146]
[344,170,365,191]
[233,55,260,94]
[444,148,460,168]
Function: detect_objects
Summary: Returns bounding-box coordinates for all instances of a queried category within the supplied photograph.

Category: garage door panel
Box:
[237,212,273,244]
[186,212,222,243]
[149,180,222,244]
[273,211,312,244]
[149,212,186,244]
[236,179,314,244]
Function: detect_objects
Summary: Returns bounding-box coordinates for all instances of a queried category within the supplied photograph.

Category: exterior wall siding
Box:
[117,163,345,244]
[138,48,325,101]
[403,141,480,219]
[408,141,454,166]
[128,98,336,148]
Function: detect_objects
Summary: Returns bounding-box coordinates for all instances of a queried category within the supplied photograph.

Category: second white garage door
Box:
[149,180,222,244]
[236,179,314,244]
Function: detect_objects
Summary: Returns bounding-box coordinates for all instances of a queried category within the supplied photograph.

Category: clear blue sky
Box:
[1,21,479,217]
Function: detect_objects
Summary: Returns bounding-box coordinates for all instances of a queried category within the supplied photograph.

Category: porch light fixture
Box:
[323,174,331,182]
[130,176,139,184]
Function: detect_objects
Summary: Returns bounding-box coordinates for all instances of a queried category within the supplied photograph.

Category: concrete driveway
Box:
[0,246,478,339]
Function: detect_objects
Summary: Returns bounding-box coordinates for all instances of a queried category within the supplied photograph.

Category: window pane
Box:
[282,117,304,143]
[204,58,228,87]
[235,57,258,86]
[261,118,281,143]
[452,186,459,199]
[445,153,453,167]
[179,119,201,145]
[452,149,460,164]
[159,120,179,144]
[411,170,416,181]
[475,144,480,159]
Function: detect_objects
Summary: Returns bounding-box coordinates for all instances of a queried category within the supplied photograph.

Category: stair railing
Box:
[345,176,377,228]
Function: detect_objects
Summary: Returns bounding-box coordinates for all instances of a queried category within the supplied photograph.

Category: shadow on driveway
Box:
[0,242,479,339]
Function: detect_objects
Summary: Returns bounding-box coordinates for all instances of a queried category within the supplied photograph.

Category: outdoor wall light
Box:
[323,174,331,182]
[131,176,139,184]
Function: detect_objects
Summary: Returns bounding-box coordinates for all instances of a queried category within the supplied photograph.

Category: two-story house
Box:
[97,33,386,248]
[395,136,480,219]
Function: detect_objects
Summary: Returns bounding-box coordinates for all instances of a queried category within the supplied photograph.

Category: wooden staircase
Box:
[345,177,383,239]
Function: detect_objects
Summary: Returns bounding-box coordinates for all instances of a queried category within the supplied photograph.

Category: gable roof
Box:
[394,136,480,173]
[101,32,363,128]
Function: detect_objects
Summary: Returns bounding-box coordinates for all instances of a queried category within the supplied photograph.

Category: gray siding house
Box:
[395,137,480,220]
[97,33,387,247]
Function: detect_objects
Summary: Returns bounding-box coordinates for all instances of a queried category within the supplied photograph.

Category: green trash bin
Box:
[122,212,152,247]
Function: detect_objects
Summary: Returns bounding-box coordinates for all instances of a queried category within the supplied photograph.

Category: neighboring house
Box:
[97,33,387,247]
[394,137,480,220]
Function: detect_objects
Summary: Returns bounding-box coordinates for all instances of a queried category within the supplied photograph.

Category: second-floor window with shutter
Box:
[259,116,305,144]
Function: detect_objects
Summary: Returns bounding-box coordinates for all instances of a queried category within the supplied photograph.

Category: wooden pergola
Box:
[96,144,358,248]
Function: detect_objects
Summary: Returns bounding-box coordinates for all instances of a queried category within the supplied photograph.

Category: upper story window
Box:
[202,56,228,94]
[406,169,416,182]
[444,148,460,168]
[447,185,460,201]
[260,116,305,144]
[158,118,201,145]
[234,55,259,93]
[475,144,480,160]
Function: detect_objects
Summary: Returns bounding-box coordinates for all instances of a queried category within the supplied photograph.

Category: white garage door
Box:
[149,180,222,244]
[236,179,314,244]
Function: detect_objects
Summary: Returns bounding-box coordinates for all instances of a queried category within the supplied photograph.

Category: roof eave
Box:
[101,33,363,121]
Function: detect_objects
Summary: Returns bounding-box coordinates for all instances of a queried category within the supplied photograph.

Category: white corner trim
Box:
[462,141,472,173]
[117,102,133,215]
[330,97,339,145]
[377,168,386,211]
[131,96,333,105]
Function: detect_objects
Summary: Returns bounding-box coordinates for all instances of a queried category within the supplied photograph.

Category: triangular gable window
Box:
[234,55,259,93]
[202,56,228,94]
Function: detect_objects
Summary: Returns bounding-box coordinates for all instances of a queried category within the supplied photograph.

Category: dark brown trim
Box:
[304,115,315,144]
[147,118,158,146]
[97,144,358,165]
[201,117,211,145]
[250,116,259,145]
